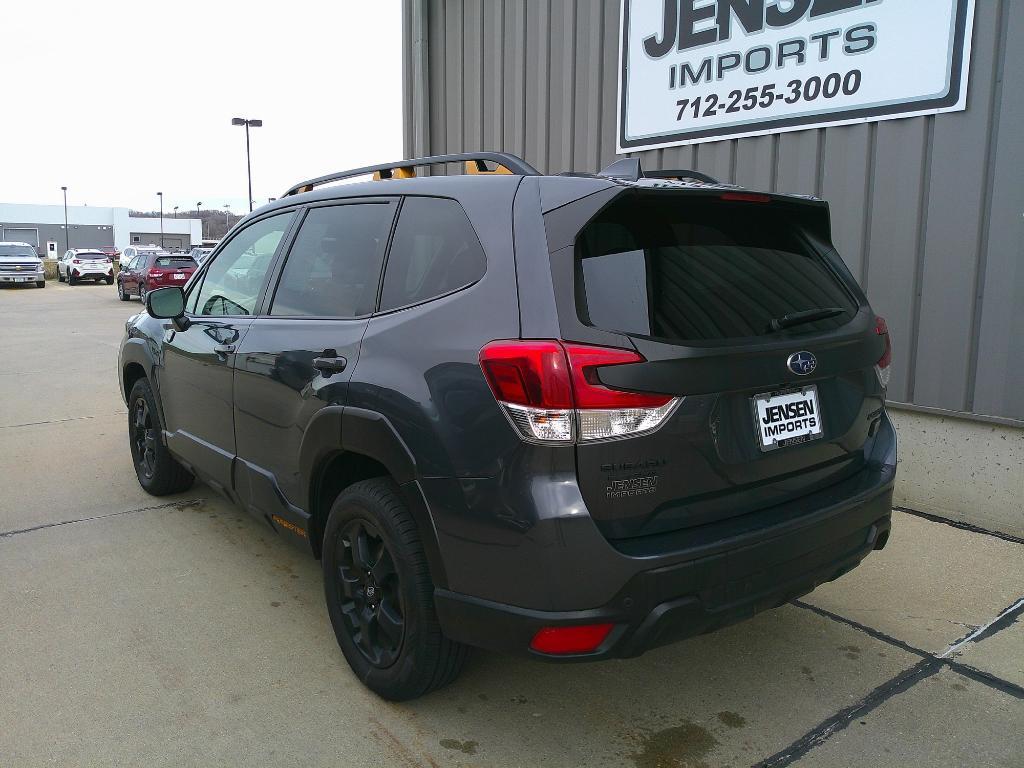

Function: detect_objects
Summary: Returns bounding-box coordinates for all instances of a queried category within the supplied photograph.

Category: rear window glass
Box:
[576,194,856,342]
[155,256,196,267]
[379,197,486,312]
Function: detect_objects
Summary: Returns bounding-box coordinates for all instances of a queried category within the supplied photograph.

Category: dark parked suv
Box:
[119,152,896,700]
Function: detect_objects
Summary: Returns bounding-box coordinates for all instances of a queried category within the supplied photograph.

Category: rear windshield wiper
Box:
[766,307,847,333]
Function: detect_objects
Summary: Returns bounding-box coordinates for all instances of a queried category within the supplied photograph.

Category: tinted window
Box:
[270,202,395,318]
[191,212,292,316]
[378,197,486,312]
[155,256,196,267]
[576,194,856,342]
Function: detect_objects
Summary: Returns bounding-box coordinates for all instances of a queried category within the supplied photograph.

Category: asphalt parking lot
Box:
[1,281,1021,767]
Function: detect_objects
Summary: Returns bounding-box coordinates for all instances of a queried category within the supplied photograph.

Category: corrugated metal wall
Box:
[403,0,1023,423]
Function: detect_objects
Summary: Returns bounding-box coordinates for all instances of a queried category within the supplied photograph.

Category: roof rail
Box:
[283,152,539,197]
[597,157,721,185]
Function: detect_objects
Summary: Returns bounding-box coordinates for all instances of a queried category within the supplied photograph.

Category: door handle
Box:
[313,351,348,376]
[214,343,236,359]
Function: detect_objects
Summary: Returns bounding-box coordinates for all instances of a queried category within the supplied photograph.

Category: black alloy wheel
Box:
[335,519,405,668]
[131,395,157,480]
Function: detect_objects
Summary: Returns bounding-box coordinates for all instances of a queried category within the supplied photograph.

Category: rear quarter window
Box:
[378,197,486,312]
[577,193,857,342]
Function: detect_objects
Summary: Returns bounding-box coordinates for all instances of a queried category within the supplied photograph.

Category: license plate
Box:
[753,386,823,451]
[173,273,185,280]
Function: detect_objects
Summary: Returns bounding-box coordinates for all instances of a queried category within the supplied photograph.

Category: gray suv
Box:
[119,152,896,700]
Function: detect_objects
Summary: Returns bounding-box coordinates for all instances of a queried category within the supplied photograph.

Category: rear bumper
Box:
[434,462,894,660]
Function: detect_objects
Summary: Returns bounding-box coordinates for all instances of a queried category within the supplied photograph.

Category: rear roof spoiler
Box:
[597,157,720,184]
[283,152,539,197]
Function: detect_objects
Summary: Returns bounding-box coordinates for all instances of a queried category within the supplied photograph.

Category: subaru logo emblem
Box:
[787,351,817,376]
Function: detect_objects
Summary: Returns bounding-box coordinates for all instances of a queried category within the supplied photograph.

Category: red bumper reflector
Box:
[529,623,614,655]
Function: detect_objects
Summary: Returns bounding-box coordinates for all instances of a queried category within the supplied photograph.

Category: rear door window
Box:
[577,194,857,342]
[378,197,486,312]
[269,201,396,318]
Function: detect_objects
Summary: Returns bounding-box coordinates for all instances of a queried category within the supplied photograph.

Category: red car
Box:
[117,246,197,303]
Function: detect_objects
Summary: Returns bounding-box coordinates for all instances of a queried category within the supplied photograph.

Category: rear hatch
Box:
[550,187,890,541]
[150,255,197,284]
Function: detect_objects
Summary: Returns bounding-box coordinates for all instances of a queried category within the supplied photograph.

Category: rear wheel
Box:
[57,269,64,283]
[68,272,76,285]
[127,377,193,495]
[105,276,114,285]
[323,478,468,701]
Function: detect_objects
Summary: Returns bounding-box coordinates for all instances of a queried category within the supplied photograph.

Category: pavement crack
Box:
[894,506,1024,546]
[0,412,126,430]
[752,658,941,768]
[0,498,207,540]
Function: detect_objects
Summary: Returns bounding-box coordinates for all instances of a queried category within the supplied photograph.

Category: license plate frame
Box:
[751,385,824,452]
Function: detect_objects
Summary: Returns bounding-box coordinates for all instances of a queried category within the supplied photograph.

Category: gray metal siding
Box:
[403,0,1023,422]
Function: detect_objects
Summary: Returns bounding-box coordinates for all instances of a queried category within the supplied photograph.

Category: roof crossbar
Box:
[284,152,539,196]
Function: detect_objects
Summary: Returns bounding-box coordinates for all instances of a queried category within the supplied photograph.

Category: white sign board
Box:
[618,0,975,151]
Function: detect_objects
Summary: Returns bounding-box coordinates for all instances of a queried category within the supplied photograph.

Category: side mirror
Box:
[146,286,186,320]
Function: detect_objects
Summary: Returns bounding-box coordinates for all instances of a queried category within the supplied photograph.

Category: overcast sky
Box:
[2,1,403,215]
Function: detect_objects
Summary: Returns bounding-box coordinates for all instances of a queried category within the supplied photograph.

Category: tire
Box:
[57,269,64,283]
[36,281,45,288]
[105,276,114,285]
[138,283,147,305]
[68,272,76,285]
[322,478,468,701]
[127,377,194,496]
[117,280,129,301]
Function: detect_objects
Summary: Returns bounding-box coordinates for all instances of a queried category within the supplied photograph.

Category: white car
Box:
[57,249,114,285]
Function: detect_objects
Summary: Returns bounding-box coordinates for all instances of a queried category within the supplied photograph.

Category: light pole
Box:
[173,205,179,219]
[224,204,231,231]
[61,186,70,253]
[231,117,262,212]
[157,192,164,248]
[197,202,202,240]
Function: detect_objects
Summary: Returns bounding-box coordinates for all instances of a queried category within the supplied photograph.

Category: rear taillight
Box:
[148,268,164,278]
[71,258,81,264]
[874,316,892,389]
[479,340,678,443]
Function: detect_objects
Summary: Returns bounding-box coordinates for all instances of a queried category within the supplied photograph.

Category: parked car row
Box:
[0,242,207,296]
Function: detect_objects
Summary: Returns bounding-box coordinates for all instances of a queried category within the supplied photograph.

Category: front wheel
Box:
[57,270,65,283]
[117,280,129,301]
[138,283,147,304]
[36,280,45,288]
[323,478,468,701]
[127,377,194,495]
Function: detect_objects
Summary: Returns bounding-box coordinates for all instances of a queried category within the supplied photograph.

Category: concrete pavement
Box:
[1,281,1021,767]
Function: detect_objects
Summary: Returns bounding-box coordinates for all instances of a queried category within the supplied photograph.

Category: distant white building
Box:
[0,202,203,256]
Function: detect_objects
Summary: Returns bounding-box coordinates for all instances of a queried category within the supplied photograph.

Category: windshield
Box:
[576,194,857,342]
[155,256,196,267]
[0,245,37,258]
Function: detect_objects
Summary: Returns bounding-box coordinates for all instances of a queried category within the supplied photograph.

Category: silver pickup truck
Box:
[0,241,46,288]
